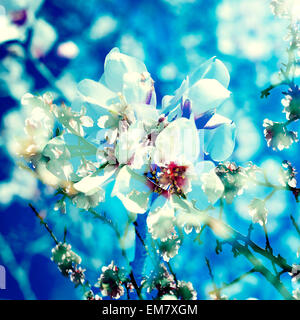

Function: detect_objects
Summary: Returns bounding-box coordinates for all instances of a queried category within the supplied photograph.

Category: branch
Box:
[28,203,59,245]
[207,215,292,273]
[290,214,300,236]
[209,268,256,296]
[87,209,143,299]
[227,240,294,300]
[205,257,221,299]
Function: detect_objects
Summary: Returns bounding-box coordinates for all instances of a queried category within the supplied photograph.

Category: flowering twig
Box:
[28,203,59,245]
[87,208,143,299]
[29,204,94,297]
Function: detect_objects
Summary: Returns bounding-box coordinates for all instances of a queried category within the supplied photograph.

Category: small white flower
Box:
[147,201,176,241]
[248,198,268,226]
[293,288,300,300]
[289,264,300,282]
[10,93,54,159]
[263,119,298,151]
[177,280,197,300]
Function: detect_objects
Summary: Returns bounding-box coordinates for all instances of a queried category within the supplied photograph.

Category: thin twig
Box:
[209,268,256,295]
[29,204,59,245]
[227,240,294,300]
[87,209,143,299]
[205,257,220,299]
[166,261,178,284]
[290,214,300,236]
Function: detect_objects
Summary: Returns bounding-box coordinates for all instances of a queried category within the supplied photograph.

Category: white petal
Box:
[80,115,94,127]
[204,113,233,129]
[189,57,230,89]
[111,166,151,213]
[30,19,57,58]
[185,79,231,116]
[132,103,159,126]
[103,47,147,92]
[154,117,199,165]
[123,71,156,106]
[78,79,118,110]
[147,197,176,241]
[194,161,216,175]
[115,122,145,165]
[74,166,116,194]
[203,118,236,161]
[161,78,189,118]
[200,169,224,204]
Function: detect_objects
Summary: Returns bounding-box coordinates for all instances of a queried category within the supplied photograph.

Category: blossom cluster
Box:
[261,1,300,151]
[142,264,197,300]
[9,47,240,299]
[95,261,129,299]
[51,242,85,286]
[14,48,236,246]
[1,0,300,302]
[270,0,300,23]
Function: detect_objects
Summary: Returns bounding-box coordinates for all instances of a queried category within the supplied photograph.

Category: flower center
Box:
[146,162,188,197]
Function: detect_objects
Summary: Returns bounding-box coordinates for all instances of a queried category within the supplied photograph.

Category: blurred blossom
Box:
[293,288,300,300]
[271,0,300,22]
[235,117,261,161]
[159,63,178,81]
[0,167,37,205]
[263,119,298,151]
[57,41,79,59]
[289,264,300,282]
[0,7,25,43]
[216,0,286,60]
[30,18,57,58]
[4,93,54,159]
[0,0,45,44]
[119,33,145,61]
[248,198,268,226]
[89,15,118,40]
[0,57,32,99]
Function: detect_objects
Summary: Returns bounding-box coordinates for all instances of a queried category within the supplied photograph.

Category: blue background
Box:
[0,0,299,299]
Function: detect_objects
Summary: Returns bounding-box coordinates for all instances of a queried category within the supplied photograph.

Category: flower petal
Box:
[111,166,151,214]
[132,103,159,126]
[115,121,146,166]
[154,117,199,165]
[147,197,176,241]
[185,79,231,116]
[103,47,147,92]
[74,166,116,194]
[200,169,224,204]
[123,71,156,106]
[186,161,217,209]
[203,115,236,161]
[189,56,230,89]
[77,79,118,110]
